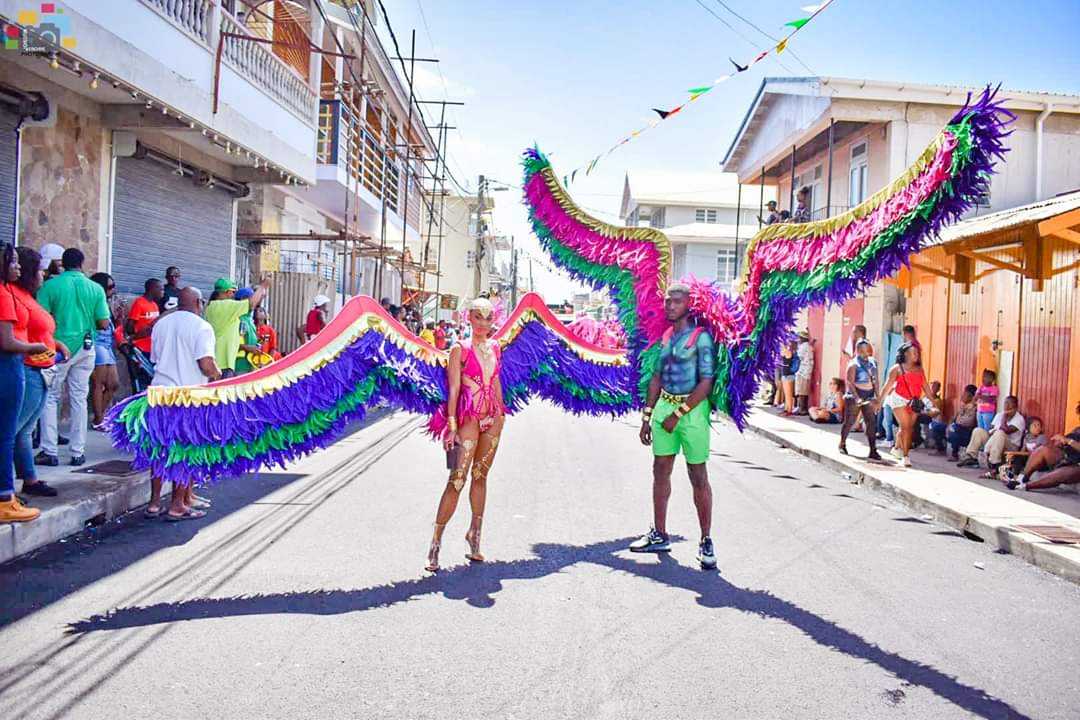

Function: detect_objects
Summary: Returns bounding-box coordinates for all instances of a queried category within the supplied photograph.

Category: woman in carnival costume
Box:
[425,297,506,571]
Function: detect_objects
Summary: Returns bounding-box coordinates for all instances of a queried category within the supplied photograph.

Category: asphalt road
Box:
[1,403,1079,719]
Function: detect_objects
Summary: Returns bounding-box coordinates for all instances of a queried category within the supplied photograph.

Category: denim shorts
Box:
[94,341,116,367]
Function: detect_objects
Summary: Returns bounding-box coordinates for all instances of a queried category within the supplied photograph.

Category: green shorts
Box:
[651,395,711,464]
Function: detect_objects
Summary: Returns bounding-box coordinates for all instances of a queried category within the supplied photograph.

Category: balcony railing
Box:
[141,0,214,44]
[220,10,317,123]
[139,0,317,125]
[319,99,401,215]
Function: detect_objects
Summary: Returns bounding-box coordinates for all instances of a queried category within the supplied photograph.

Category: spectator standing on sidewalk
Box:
[839,339,880,460]
[305,294,331,341]
[975,369,999,431]
[0,244,51,523]
[145,287,220,520]
[88,273,121,431]
[35,248,110,467]
[878,342,933,467]
[125,278,163,367]
[39,243,64,281]
[160,266,182,313]
[841,324,872,362]
[902,324,922,355]
[778,339,799,416]
[205,277,269,378]
[956,395,1024,474]
[13,247,68,498]
[233,288,261,375]
[794,330,814,415]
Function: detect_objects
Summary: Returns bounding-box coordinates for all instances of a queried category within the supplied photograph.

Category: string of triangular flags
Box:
[561,1,834,187]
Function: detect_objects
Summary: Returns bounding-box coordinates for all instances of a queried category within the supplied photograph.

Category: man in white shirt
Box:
[958,395,1024,473]
[146,287,221,520]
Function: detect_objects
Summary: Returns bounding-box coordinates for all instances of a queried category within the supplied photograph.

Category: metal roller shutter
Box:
[112,157,234,296]
[0,108,19,245]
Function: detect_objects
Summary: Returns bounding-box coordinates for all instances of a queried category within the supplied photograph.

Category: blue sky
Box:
[378,0,1080,301]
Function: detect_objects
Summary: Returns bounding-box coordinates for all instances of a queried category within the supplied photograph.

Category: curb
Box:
[0,473,152,565]
[746,419,1080,585]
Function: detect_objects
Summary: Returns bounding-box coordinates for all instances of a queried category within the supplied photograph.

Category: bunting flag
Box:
[557,0,834,186]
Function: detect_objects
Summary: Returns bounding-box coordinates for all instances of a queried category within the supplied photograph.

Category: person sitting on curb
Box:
[1005,401,1080,491]
[941,385,978,460]
[997,416,1046,480]
[809,378,845,424]
[956,395,1024,475]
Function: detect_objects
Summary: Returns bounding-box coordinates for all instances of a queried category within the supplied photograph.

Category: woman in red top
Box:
[254,306,281,361]
[0,244,50,523]
[878,342,933,467]
[12,247,69,497]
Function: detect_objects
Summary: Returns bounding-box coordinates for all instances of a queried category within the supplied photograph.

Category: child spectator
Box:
[809,378,845,424]
[975,369,999,430]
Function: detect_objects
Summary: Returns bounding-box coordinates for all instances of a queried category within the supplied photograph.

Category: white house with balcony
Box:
[0,0,325,295]
[619,171,775,290]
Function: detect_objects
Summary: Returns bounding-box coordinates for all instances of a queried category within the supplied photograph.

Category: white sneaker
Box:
[890,446,903,459]
[902,456,912,467]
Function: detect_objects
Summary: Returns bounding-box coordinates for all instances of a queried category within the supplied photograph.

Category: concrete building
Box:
[619,171,774,291]
[0,0,321,294]
[238,0,439,315]
[722,76,1080,412]
[420,191,502,320]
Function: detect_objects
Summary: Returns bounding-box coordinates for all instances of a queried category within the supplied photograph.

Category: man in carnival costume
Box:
[632,283,717,569]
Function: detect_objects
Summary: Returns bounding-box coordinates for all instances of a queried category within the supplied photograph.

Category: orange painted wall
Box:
[900,239,1079,433]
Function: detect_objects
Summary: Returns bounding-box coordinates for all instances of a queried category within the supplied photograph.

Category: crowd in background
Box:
[766,320,1080,490]
[0,242,327,523]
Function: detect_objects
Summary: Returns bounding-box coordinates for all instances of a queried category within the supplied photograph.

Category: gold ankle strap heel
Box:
[425,523,445,572]
[465,515,484,562]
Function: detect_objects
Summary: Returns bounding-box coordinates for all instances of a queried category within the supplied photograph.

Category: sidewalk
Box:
[0,408,394,565]
[0,429,148,565]
[744,407,1080,584]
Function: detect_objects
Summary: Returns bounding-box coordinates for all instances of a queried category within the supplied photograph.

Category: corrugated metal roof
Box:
[932,190,1080,245]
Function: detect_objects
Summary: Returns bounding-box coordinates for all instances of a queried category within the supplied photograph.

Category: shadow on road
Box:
[68,535,1028,720]
[0,412,395,630]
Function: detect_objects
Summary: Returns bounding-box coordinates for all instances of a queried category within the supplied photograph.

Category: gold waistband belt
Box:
[660,389,689,405]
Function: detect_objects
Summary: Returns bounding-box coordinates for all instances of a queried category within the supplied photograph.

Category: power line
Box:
[712,0,817,75]
[690,0,800,76]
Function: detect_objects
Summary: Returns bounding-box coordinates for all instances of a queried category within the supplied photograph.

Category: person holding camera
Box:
[34,248,110,467]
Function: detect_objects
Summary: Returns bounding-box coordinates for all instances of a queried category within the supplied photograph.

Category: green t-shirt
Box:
[204,298,249,371]
[36,270,109,354]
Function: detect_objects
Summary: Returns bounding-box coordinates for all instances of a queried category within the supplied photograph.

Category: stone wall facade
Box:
[19,108,106,271]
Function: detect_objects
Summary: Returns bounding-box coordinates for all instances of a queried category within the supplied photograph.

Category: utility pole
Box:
[474,174,486,297]
[529,256,534,293]
[510,235,518,307]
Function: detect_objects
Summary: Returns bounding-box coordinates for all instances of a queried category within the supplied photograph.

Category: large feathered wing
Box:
[495,293,633,416]
[522,87,1013,430]
[107,297,448,484]
[701,88,1014,427]
[522,150,670,405]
